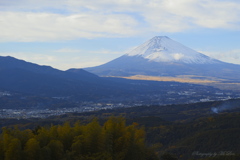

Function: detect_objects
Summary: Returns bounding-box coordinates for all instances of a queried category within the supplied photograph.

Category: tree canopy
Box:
[0,117,158,160]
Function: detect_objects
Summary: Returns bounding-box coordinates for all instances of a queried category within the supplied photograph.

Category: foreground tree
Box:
[24,138,41,160]
[5,138,22,160]
[0,117,159,160]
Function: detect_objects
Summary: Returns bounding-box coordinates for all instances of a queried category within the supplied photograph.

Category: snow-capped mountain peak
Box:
[126,36,219,64]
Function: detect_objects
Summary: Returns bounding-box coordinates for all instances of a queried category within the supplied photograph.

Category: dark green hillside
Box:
[0,99,240,159]
[0,117,158,160]
[149,113,240,159]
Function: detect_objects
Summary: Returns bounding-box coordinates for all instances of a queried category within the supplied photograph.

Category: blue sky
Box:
[0,0,240,70]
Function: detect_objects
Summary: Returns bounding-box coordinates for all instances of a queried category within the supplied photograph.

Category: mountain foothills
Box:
[83,36,240,82]
[0,55,180,96]
[0,56,101,96]
[0,56,150,98]
[2,54,238,110]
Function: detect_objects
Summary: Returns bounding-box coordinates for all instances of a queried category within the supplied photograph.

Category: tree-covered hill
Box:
[0,99,240,160]
[0,117,158,160]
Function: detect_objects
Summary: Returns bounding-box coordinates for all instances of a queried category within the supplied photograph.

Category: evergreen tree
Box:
[24,138,41,160]
[5,138,23,160]
[47,140,64,160]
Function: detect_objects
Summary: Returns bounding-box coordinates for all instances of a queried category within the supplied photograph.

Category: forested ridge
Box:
[0,100,240,160]
[0,117,158,160]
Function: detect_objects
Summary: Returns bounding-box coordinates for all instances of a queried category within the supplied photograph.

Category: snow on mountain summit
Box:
[84,36,240,80]
[126,36,219,64]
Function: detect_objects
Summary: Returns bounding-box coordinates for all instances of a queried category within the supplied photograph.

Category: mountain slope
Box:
[0,56,105,96]
[0,56,99,82]
[83,36,240,81]
[126,36,220,64]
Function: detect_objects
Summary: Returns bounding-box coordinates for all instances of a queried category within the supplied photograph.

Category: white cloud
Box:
[64,0,240,30]
[201,49,240,65]
[0,11,139,42]
[87,49,125,55]
[54,48,125,55]
[54,48,82,53]
[0,0,240,42]
[140,0,240,31]
[0,48,123,70]
[172,53,184,60]
[0,52,82,70]
[0,52,58,63]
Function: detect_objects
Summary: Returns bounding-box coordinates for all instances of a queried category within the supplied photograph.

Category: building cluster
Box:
[0,103,129,119]
[0,91,11,97]
[0,88,239,119]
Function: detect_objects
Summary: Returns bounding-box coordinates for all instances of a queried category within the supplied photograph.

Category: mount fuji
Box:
[77,36,240,81]
[126,36,220,64]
